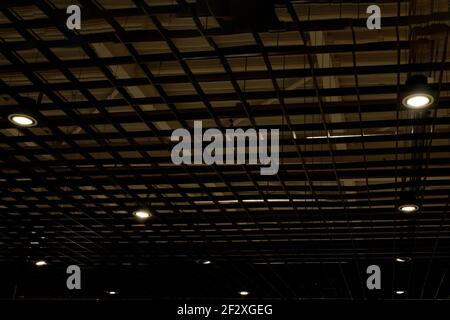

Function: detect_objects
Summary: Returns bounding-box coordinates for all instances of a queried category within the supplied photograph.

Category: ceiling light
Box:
[306,133,387,139]
[395,290,406,295]
[404,95,433,108]
[219,200,239,204]
[8,114,37,127]
[133,207,152,220]
[398,203,420,213]
[197,260,212,265]
[239,291,250,296]
[194,200,213,205]
[396,257,412,263]
[398,194,420,213]
[107,291,118,295]
[35,260,47,266]
[402,75,434,109]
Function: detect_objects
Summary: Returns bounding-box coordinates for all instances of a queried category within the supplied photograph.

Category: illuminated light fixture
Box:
[398,203,420,213]
[106,291,118,295]
[133,207,153,220]
[293,198,317,202]
[35,260,47,267]
[395,290,406,295]
[7,96,39,127]
[8,114,37,127]
[242,199,264,203]
[402,75,434,109]
[239,291,250,296]
[396,257,412,263]
[398,194,420,213]
[405,95,433,108]
[194,200,214,205]
[306,133,387,140]
[197,260,212,265]
[219,200,239,204]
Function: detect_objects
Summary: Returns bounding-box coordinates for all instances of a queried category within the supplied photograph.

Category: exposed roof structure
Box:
[1,0,450,300]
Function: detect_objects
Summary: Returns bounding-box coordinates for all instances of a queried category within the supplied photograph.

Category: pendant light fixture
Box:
[7,97,39,128]
[397,193,420,213]
[401,74,434,109]
[133,207,153,220]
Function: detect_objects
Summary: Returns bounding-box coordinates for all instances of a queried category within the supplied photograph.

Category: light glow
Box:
[403,94,433,109]
[398,204,419,213]
[133,208,152,219]
[35,260,47,266]
[8,114,37,127]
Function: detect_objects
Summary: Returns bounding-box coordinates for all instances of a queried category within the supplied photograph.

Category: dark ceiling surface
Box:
[0,0,450,300]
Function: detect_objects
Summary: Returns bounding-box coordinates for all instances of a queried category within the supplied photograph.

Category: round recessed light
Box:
[402,93,434,109]
[133,208,152,220]
[396,257,412,263]
[8,114,37,127]
[35,260,47,267]
[395,290,406,295]
[239,291,250,296]
[106,291,118,295]
[197,260,212,265]
[398,203,420,213]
